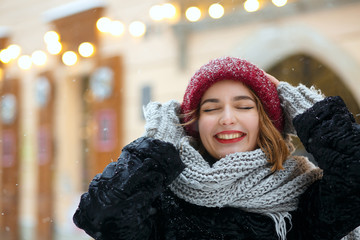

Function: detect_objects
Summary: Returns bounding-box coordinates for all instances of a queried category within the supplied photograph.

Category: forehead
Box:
[202,80,253,98]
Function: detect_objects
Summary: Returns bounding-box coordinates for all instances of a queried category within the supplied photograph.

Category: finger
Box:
[264,72,280,87]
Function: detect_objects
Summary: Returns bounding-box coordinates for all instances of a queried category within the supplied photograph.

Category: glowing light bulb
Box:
[244,0,260,12]
[7,44,21,60]
[18,55,32,70]
[46,41,62,55]
[163,3,176,19]
[62,51,78,66]
[129,21,146,37]
[0,49,11,64]
[44,31,60,44]
[149,5,164,21]
[78,42,95,58]
[109,21,125,36]
[185,6,201,22]
[96,17,112,33]
[209,3,224,19]
[31,50,47,66]
[272,0,287,7]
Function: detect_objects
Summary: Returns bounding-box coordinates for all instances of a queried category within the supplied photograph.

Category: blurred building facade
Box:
[0,0,360,239]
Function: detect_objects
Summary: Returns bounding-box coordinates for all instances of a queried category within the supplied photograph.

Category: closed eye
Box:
[202,108,219,112]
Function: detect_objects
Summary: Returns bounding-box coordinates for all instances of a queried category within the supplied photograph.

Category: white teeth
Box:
[216,133,244,139]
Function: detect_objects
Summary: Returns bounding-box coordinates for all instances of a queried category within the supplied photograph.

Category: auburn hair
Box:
[181,87,289,172]
[254,92,290,171]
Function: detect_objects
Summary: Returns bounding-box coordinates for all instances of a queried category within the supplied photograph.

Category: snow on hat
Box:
[181,56,284,137]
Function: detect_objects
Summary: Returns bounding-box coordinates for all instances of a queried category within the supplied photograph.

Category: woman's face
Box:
[198,80,260,159]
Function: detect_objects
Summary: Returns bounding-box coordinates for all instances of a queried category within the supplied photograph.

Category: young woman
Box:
[73,57,360,240]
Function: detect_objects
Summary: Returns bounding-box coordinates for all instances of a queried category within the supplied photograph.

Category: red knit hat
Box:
[181,56,284,137]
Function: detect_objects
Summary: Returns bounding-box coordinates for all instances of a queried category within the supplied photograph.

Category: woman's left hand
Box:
[264,72,280,87]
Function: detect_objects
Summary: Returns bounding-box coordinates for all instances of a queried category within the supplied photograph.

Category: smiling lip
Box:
[214,131,246,144]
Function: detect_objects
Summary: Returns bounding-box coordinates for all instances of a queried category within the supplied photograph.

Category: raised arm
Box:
[73,137,185,240]
[289,96,360,239]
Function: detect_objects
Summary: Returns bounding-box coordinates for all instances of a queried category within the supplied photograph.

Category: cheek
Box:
[198,116,215,140]
[248,116,260,140]
[250,116,260,131]
[240,112,259,135]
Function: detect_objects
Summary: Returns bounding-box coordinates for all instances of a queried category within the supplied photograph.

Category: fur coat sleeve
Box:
[288,96,360,240]
[72,137,185,240]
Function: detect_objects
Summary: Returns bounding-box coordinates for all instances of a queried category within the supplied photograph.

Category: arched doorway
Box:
[267,54,360,122]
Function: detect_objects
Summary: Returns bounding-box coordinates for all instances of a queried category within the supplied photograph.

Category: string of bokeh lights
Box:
[0,0,288,70]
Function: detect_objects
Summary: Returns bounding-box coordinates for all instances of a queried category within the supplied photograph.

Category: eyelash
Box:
[202,106,254,112]
[203,108,218,112]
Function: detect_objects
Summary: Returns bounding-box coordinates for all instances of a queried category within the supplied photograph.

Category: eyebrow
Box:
[200,95,255,106]
[233,96,255,102]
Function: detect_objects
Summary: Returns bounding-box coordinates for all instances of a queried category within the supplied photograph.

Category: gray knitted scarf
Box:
[171,136,323,240]
[143,100,323,240]
[171,137,321,212]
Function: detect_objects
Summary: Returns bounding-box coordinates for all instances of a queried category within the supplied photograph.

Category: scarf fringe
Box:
[265,212,292,240]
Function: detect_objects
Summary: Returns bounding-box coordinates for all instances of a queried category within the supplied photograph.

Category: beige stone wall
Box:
[1,0,360,239]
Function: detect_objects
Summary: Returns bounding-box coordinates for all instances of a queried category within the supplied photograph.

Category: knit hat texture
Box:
[181,56,284,137]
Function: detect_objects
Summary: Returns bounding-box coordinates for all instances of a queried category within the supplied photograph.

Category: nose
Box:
[219,107,235,125]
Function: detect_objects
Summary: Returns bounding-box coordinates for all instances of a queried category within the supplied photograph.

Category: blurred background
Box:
[0,0,360,239]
